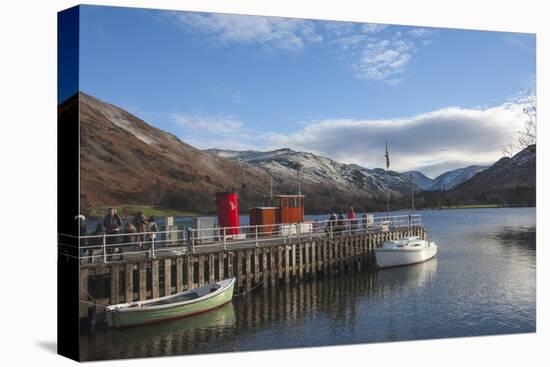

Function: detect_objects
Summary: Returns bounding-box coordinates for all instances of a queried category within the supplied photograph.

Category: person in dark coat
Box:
[327,212,337,236]
[337,211,345,235]
[123,222,138,249]
[103,208,122,244]
[133,211,148,243]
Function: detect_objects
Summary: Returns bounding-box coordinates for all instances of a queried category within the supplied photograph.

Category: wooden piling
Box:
[138,262,146,301]
[110,264,120,304]
[176,256,183,292]
[164,258,172,296]
[125,264,133,302]
[79,268,89,318]
[151,260,159,299]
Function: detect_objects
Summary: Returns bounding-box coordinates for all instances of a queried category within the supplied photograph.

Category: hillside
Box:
[76,92,272,216]
[451,145,535,205]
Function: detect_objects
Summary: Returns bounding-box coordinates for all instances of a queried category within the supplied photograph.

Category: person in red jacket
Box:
[347,206,357,234]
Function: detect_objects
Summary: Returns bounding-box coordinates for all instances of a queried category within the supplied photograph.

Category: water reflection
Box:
[80,303,236,360]
[376,258,438,289]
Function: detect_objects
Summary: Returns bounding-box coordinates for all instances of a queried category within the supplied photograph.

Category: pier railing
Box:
[59,214,422,264]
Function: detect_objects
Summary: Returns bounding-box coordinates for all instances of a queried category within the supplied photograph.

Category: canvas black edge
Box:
[57,4,81,362]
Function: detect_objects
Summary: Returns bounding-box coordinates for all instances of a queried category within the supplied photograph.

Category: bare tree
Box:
[517,88,537,148]
[502,137,516,158]
[502,89,536,157]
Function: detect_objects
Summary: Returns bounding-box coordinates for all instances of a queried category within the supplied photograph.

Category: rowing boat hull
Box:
[106,278,235,328]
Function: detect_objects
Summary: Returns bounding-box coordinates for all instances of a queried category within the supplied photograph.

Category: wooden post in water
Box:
[236,250,243,289]
[151,260,159,299]
[79,268,89,318]
[209,254,215,283]
[262,248,268,288]
[227,252,233,278]
[125,264,133,302]
[198,255,205,287]
[164,258,172,296]
[284,245,290,283]
[139,262,147,300]
[270,247,277,287]
[246,249,252,291]
[110,264,120,304]
[218,252,224,281]
[185,256,194,290]
[176,257,183,292]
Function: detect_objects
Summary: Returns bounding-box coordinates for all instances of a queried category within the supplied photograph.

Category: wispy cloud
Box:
[330,25,431,84]
[352,39,415,83]
[361,24,388,34]
[170,12,322,51]
[169,11,431,83]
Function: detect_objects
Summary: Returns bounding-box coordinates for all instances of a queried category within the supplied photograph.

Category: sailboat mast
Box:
[410,173,415,212]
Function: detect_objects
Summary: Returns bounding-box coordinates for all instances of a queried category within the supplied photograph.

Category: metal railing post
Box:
[191,229,195,254]
[255,226,259,247]
[151,234,156,258]
[103,233,107,263]
[223,227,227,250]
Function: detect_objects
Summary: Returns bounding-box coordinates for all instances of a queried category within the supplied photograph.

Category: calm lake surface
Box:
[80,207,536,360]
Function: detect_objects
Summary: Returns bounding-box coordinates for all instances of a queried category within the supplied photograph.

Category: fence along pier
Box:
[60,214,427,324]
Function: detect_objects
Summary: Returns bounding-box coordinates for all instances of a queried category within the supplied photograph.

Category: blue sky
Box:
[78,5,535,177]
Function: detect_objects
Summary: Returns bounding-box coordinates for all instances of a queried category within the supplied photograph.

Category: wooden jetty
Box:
[79,225,427,323]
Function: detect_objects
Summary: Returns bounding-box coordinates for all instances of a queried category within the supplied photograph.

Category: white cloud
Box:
[168,101,527,177]
[361,24,388,34]
[352,39,415,83]
[171,12,322,51]
[266,102,526,177]
[408,28,432,38]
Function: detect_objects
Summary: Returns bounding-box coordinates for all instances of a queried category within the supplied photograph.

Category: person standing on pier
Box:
[337,211,345,235]
[348,206,357,233]
[327,212,337,236]
[133,211,148,243]
[103,208,122,243]
[147,216,159,245]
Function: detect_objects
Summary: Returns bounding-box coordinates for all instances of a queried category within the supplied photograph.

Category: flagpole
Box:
[385,141,390,219]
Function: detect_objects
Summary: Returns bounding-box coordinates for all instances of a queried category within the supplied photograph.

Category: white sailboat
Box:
[374,142,438,268]
[375,236,438,268]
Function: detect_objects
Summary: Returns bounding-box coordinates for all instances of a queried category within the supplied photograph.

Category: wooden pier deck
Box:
[79,226,427,323]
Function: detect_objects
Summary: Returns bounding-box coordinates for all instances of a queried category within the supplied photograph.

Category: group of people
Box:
[326,206,357,235]
[95,208,159,246]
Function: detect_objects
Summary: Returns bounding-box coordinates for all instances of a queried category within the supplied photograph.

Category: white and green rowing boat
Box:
[106,277,236,328]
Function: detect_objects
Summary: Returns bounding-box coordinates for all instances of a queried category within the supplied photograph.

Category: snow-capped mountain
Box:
[428,165,489,191]
[206,148,416,198]
[403,171,434,191]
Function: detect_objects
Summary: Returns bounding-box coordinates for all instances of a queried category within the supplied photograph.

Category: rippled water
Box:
[80,207,536,360]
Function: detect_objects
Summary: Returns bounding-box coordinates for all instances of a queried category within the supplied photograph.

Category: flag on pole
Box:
[385,141,390,170]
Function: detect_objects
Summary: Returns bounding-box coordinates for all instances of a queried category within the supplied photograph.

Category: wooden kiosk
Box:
[249,195,305,236]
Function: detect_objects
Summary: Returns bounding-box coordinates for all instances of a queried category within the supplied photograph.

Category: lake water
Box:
[80,207,536,360]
